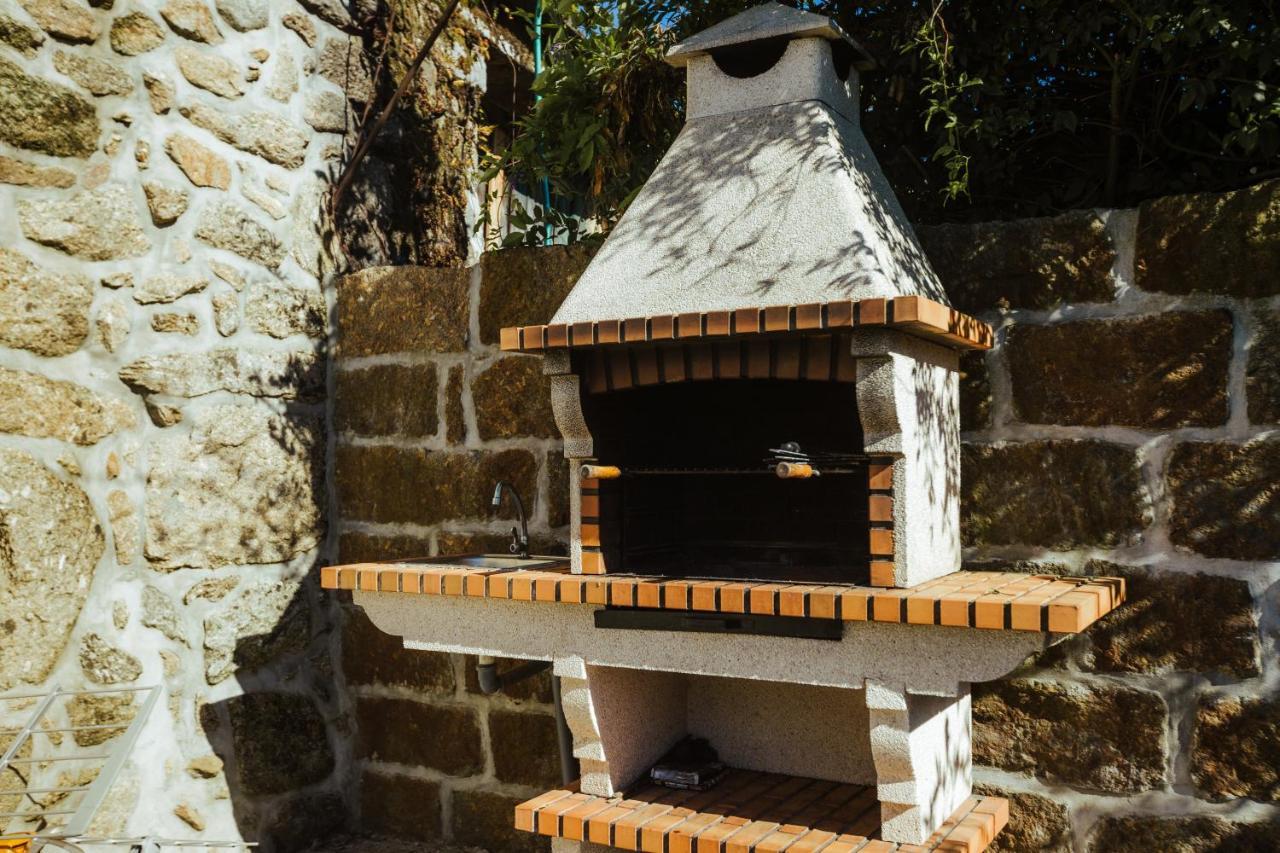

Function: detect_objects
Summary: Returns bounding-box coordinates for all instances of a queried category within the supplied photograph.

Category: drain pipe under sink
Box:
[475,656,579,785]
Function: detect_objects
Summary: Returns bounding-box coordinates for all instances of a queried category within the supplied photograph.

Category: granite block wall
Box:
[917,179,1280,851]
[332,246,595,852]
[334,181,1280,851]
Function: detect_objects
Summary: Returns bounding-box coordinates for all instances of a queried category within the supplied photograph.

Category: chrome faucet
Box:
[491,481,530,559]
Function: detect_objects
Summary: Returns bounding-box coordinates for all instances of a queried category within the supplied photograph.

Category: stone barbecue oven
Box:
[327,4,1126,851]
[506,3,992,594]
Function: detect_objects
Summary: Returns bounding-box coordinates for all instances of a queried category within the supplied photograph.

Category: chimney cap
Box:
[666,2,874,70]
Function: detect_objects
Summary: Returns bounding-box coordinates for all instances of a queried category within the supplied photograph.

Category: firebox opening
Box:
[709,37,789,78]
[581,375,869,584]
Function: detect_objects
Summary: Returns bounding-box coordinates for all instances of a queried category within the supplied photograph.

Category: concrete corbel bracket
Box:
[549,373,593,459]
[555,663,690,798]
[865,680,972,845]
[554,656,613,795]
[541,350,574,377]
[549,370,595,575]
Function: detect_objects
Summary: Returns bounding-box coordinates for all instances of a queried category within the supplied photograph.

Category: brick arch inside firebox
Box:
[578,352,872,585]
[578,333,860,393]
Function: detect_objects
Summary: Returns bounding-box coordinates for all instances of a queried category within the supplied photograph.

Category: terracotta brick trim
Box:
[512,770,1009,851]
[867,457,896,587]
[579,476,608,575]
[321,565,1124,635]
[499,296,994,353]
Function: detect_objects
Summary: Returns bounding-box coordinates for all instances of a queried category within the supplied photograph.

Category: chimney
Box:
[549,1,946,326]
[666,1,873,122]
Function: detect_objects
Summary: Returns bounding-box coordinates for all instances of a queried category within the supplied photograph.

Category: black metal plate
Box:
[593,608,843,640]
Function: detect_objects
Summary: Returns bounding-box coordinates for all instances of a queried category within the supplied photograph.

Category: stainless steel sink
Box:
[407,554,566,571]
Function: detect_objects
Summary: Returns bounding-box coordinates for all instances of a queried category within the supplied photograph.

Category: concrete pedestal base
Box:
[866,681,971,843]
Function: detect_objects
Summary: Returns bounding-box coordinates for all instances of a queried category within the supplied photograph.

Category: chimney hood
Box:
[549,1,948,327]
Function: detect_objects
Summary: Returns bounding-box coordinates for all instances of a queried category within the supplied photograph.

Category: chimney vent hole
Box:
[709,37,789,79]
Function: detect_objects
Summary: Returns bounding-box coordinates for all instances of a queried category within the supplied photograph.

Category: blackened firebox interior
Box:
[581,375,869,584]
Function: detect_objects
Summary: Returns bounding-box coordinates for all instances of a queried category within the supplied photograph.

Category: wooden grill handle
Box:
[775,462,815,479]
[580,464,622,480]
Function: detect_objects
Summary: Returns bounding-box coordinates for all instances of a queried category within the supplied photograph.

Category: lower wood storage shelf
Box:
[514,769,1008,852]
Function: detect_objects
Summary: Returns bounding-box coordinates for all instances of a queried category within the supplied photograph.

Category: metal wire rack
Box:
[0,686,255,852]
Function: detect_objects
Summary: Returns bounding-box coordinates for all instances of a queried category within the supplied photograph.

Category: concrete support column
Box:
[546,365,595,574]
[554,659,687,798]
[852,331,961,587]
[865,680,972,844]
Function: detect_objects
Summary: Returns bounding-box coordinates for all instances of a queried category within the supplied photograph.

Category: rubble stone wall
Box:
[0,0,345,844]
[335,180,1280,852]
[0,0,516,848]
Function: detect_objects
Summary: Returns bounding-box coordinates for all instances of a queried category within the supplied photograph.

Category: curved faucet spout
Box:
[491,480,530,559]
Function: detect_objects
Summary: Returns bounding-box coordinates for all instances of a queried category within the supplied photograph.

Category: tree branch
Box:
[330,0,464,216]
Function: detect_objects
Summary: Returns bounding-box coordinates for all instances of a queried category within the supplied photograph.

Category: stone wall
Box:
[915,178,1280,851]
[0,0,519,848]
[0,0,343,845]
[331,0,531,268]
[334,180,1280,852]
[332,246,594,852]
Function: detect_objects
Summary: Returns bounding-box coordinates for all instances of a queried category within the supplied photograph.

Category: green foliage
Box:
[888,0,1280,218]
[905,2,984,202]
[478,1,681,245]
[483,0,1280,235]
[497,201,585,247]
